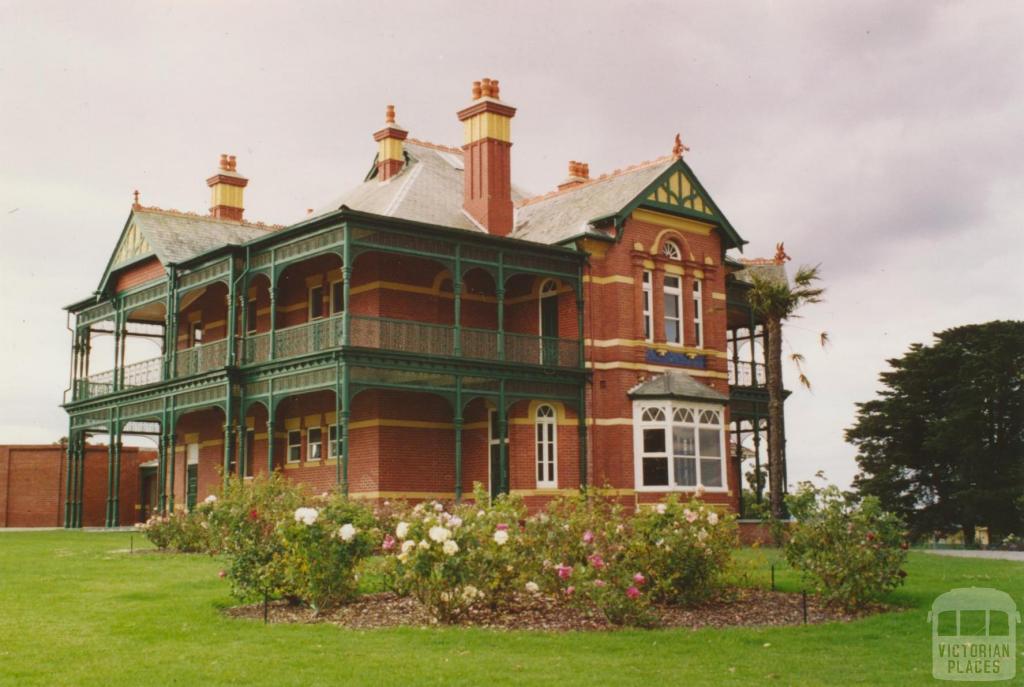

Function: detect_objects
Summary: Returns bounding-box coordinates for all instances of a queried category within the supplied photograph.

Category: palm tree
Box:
[746,264,825,520]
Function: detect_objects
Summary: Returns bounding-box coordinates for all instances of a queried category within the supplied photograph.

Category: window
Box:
[328,424,340,459]
[308,285,324,320]
[635,403,725,489]
[189,322,203,347]
[307,427,322,461]
[663,275,682,344]
[661,240,681,260]
[246,298,258,334]
[287,430,302,463]
[535,405,557,487]
[692,279,703,348]
[330,280,344,316]
[642,271,652,341]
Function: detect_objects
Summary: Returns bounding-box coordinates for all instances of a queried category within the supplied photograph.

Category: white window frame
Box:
[535,404,557,488]
[189,322,204,348]
[328,423,340,459]
[307,427,322,461]
[632,400,727,492]
[642,271,653,342]
[663,275,682,345]
[308,284,324,320]
[692,279,703,348]
[661,240,682,260]
[287,430,302,463]
[330,279,344,316]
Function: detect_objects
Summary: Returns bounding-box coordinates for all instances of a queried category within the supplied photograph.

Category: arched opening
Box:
[172,406,226,511]
[175,281,229,377]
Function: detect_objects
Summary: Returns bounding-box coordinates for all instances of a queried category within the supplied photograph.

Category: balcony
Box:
[72,315,580,402]
[728,360,766,387]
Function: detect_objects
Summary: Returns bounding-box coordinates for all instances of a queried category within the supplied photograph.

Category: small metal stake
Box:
[802,590,808,624]
[770,562,775,591]
[130,535,134,554]
[263,591,269,624]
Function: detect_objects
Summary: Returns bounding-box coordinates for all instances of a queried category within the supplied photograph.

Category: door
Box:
[139,467,157,522]
[186,443,199,511]
[539,281,559,365]
[488,409,509,501]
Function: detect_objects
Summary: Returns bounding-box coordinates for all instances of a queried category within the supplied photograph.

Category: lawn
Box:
[1,531,1021,686]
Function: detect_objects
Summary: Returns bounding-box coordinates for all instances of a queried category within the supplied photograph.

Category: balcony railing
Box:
[728,360,766,387]
[73,316,581,402]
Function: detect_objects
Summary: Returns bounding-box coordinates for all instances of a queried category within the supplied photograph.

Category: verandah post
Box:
[453,246,462,357]
[578,385,587,488]
[498,382,508,495]
[111,421,122,527]
[63,428,74,528]
[341,362,351,497]
[157,416,167,515]
[454,377,463,502]
[334,359,341,486]
[497,252,505,361]
[223,383,234,489]
[105,417,115,527]
[167,421,177,512]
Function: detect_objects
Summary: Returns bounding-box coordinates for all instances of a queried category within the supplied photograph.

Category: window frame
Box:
[661,240,682,260]
[692,279,703,348]
[246,297,258,334]
[308,284,325,320]
[307,426,322,462]
[330,280,344,316]
[287,429,302,463]
[189,322,203,348]
[328,423,340,459]
[534,404,558,488]
[641,271,653,342]
[632,400,727,492]
[663,275,682,344]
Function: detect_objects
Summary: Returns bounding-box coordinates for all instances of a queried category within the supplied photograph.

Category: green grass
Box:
[1,532,1022,686]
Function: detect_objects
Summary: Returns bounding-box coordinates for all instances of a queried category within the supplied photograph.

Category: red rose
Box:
[248,509,259,521]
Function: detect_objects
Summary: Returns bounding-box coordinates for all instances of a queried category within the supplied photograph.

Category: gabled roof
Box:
[99,207,277,291]
[628,371,728,403]
[312,140,529,232]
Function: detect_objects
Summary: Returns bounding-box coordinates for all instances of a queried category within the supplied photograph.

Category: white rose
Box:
[655,503,667,515]
[395,521,410,540]
[428,526,451,543]
[338,523,357,542]
[448,515,463,528]
[417,540,430,550]
[294,507,319,526]
[707,512,719,526]
[525,581,540,594]
[401,539,416,554]
[493,529,509,545]
[204,494,217,504]
[443,539,459,556]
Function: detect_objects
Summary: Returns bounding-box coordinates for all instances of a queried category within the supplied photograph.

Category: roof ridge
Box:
[739,257,780,266]
[515,154,675,208]
[406,138,463,155]
[133,205,281,231]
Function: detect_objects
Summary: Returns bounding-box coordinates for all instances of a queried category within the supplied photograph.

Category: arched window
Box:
[535,404,557,487]
[661,240,681,260]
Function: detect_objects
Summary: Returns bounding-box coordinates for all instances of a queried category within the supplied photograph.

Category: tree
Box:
[848,321,1024,544]
[746,264,825,519]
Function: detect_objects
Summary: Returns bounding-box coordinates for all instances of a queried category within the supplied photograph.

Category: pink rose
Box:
[496,523,509,531]
[593,579,606,588]
[556,564,573,580]
[587,553,605,570]
[564,586,575,598]
[582,530,594,544]
[218,570,226,579]
[382,534,396,550]
[633,572,646,586]
[626,586,640,599]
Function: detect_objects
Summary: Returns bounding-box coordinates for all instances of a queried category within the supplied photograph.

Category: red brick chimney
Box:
[457,78,516,235]
[206,154,248,221]
[558,160,590,191]
[373,104,408,181]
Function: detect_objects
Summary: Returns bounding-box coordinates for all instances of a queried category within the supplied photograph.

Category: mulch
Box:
[224,588,894,632]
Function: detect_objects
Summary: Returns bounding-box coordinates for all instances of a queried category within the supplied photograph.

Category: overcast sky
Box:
[1,1,1021,488]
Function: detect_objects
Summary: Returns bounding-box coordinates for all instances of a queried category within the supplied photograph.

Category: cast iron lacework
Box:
[177,259,230,290]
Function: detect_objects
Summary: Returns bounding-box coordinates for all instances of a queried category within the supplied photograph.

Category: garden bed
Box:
[224,588,892,631]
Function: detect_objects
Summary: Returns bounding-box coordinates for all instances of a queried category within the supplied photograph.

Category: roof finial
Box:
[672,133,690,159]
[385,104,395,124]
[132,189,140,207]
[774,242,791,264]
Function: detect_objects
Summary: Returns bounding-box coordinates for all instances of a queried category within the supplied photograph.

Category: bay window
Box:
[635,402,725,490]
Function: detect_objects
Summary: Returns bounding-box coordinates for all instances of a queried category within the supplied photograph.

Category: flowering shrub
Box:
[630,495,737,606]
[384,485,528,622]
[277,494,378,614]
[784,482,908,610]
[206,474,303,604]
[138,500,215,553]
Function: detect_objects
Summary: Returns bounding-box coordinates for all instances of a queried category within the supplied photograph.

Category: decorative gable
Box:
[643,170,715,218]
[111,222,154,268]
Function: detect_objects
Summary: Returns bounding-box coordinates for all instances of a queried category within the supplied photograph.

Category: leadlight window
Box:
[636,403,725,489]
[664,275,682,344]
[661,240,682,260]
[535,405,557,487]
[287,430,302,463]
[642,271,653,341]
[307,427,322,461]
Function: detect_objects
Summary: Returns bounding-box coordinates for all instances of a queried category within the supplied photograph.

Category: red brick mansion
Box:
[61,78,784,527]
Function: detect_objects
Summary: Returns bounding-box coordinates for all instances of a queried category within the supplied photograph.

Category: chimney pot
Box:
[385,104,396,124]
[472,80,482,99]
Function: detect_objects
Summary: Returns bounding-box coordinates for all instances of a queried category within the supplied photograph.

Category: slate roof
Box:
[122,207,276,266]
[732,261,788,287]
[627,371,728,403]
[511,157,676,244]
[312,140,530,232]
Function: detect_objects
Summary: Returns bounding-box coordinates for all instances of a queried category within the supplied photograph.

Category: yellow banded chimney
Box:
[373,104,408,182]
[457,78,516,236]
[206,154,248,221]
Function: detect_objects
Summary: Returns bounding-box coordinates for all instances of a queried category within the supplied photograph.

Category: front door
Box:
[488,409,509,500]
[186,443,199,511]
[540,285,559,366]
[139,467,157,522]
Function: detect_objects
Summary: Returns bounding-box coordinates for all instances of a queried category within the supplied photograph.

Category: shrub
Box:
[138,500,215,553]
[630,495,737,606]
[278,494,378,614]
[384,485,528,622]
[784,482,908,610]
[206,474,303,604]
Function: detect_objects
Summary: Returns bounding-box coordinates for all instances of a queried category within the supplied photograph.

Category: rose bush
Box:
[138,500,215,553]
[784,481,908,610]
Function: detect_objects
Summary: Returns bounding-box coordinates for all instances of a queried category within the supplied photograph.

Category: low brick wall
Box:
[738,519,790,546]
[0,444,155,527]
